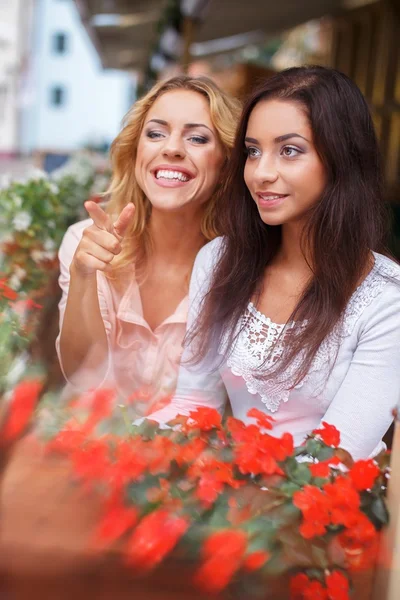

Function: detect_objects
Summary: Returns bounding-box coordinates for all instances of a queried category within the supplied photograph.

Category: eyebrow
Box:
[147,118,213,134]
[245,133,310,144]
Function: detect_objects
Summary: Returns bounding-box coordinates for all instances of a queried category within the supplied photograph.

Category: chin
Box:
[149,196,192,213]
[257,212,286,227]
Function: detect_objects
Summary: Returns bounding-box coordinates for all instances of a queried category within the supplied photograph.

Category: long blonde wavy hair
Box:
[106,75,240,276]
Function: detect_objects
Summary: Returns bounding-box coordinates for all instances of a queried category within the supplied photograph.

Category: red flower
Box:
[293,485,331,539]
[312,422,340,447]
[349,459,380,491]
[80,388,115,434]
[110,439,148,489]
[70,439,112,485]
[290,573,310,598]
[0,279,18,301]
[1,380,42,443]
[189,457,241,507]
[184,407,222,432]
[289,574,329,600]
[309,456,342,479]
[243,550,270,571]
[234,430,293,477]
[125,509,189,570]
[323,477,360,527]
[194,529,248,593]
[247,408,274,430]
[325,570,350,600]
[175,437,206,466]
[303,580,328,600]
[338,511,377,551]
[93,491,139,548]
[25,298,43,310]
[47,428,87,454]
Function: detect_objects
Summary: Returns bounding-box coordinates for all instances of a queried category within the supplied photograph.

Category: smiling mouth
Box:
[155,169,191,183]
[258,193,288,201]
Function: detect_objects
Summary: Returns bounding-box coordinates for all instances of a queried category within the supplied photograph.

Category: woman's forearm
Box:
[58,266,108,381]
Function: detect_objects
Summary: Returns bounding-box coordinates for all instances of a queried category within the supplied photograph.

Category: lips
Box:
[256,192,288,209]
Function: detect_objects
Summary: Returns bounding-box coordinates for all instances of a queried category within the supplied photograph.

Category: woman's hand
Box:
[71,201,135,277]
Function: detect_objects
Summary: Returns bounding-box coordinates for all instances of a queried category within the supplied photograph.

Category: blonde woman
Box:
[56,76,239,417]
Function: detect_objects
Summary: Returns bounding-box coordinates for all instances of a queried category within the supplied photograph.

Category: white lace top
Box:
[148,237,400,460]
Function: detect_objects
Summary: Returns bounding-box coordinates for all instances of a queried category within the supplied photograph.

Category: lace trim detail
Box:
[222,253,399,413]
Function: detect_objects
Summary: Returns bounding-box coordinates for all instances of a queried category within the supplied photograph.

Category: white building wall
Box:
[21,0,134,154]
[0,0,34,155]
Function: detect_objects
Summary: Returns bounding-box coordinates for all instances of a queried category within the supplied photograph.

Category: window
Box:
[53,32,68,54]
[50,86,66,107]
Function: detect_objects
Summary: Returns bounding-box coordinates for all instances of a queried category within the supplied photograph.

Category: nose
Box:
[162,134,186,159]
[253,154,279,185]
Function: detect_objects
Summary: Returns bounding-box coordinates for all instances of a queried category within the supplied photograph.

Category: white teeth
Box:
[155,169,190,182]
[260,195,284,200]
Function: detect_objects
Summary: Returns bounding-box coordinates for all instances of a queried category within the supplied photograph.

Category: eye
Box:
[280,145,302,158]
[245,146,261,159]
[146,130,165,140]
[188,135,209,144]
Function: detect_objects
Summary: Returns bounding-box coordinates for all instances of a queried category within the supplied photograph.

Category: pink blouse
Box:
[56,219,188,417]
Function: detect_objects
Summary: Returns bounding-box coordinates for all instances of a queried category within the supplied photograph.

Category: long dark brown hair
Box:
[188,65,390,386]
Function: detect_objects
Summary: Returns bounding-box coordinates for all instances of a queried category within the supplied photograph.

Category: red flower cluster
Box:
[312,421,341,447]
[290,569,350,600]
[0,278,18,302]
[125,509,189,570]
[293,472,380,565]
[37,403,386,598]
[1,379,42,444]
[228,415,294,477]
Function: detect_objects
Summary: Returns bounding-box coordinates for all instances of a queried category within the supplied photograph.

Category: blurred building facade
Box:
[0,0,34,157]
[19,0,134,157]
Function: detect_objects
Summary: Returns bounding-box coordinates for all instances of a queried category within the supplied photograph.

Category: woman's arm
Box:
[318,284,400,460]
[57,202,134,388]
[143,238,228,424]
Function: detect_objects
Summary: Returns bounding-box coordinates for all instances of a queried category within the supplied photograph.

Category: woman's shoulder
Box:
[195,236,226,269]
[373,251,400,281]
[343,252,400,336]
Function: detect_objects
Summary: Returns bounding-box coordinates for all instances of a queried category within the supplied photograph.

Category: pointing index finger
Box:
[84,201,113,233]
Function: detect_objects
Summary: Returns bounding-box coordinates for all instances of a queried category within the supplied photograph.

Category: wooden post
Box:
[182,16,194,73]
[372,407,400,600]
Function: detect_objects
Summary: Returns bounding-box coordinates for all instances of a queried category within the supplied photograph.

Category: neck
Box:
[275,221,313,273]
[148,206,206,265]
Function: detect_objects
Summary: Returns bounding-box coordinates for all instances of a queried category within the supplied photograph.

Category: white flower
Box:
[14,266,27,280]
[26,168,48,182]
[11,194,23,208]
[12,211,32,231]
[8,273,22,290]
[0,174,12,190]
[44,238,56,251]
[47,182,59,194]
[31,249,45,262]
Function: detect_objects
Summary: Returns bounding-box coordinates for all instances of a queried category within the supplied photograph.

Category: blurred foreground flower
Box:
[15,395,386,600]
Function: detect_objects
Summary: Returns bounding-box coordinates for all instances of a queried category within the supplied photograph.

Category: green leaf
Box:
[131,418,161,439]
[366,496,389,528]
[279,481,301,496]
[285,459,312,486]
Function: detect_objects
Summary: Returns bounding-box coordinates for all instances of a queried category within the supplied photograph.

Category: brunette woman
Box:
[148,66,400,460]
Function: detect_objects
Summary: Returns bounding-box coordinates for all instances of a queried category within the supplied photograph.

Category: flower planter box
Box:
[0,437,377,600]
